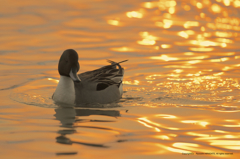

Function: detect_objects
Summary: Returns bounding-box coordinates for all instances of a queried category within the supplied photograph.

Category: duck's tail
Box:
[107,59,128,65]
[106,59,128,75]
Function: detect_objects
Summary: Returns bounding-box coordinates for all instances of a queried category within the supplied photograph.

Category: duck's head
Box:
[58,49,81,82]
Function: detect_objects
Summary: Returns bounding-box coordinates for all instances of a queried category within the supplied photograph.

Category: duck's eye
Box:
[65,60,68,63]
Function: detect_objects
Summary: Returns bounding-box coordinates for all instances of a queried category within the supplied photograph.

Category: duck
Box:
[52,49,127,105]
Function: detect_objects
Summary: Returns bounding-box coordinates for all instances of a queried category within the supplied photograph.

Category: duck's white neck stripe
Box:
[53,76,75,105]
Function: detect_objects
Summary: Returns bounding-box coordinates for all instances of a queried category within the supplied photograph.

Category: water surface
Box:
[1,0,240,158]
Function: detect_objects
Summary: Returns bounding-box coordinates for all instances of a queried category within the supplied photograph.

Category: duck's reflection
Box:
[54,107,121,148]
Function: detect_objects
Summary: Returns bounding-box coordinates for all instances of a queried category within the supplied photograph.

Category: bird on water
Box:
[52,49,127,105]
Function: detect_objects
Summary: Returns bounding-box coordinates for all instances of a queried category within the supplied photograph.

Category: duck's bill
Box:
[69,67,81,82]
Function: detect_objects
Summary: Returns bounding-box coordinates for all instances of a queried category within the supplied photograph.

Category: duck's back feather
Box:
[74,60,127,104]
[78,60,127,91]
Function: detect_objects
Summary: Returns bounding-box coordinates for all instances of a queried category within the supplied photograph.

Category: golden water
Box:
[1,0,240,158]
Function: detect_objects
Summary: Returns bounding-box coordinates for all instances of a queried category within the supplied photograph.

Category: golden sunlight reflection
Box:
[210,140,240,149]
[48,78,59,83]
[187,132,210,137]
[196,2,203,9]
[223,124,240,127]
[210,57,230,62]
[146,74,162,80]
[138,117,161,127]
[172,142,219,153]
[137,32,158,45]
[138,117,162,132]
[190,39,227,47]
[183,5,191,11]
[123,80,140,85]
[93,0,240,157]
[215,130,227,133]
[126,11,143,18]
[143,2,156,9]
[156,135,170,140]
[223,0,231,6]
[173,69,183,73]
[177,30,196,39]
[161,44,171,49]
[187,60,202,64]
[155,128,161,132]
[138,120,154,128]
[178,31,189,39]
[150,54,178,61]
[138,117,180,132]
[211,3,221,13]
[207,22,240,31]
[234,0,240,7]
[184,21,199,29]
[111,46,135,52]
[164,65,196,68]
[181,120,209,127]
[222,146,240,150]
[155,19,173,29]
[225,119,237,122]
[107,19,119,26]
[160,145,192,153]
[156,114,177,119]
[215,31,237,37]
[225,135,236,138]
[184,52,194,55]
[173,142,198,149]
[189,47,214,52]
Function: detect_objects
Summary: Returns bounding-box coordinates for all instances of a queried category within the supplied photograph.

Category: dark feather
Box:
[97,83,109,91]
[79,60,127,90]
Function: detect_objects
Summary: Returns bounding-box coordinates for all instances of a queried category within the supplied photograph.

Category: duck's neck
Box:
[53,75,75,105]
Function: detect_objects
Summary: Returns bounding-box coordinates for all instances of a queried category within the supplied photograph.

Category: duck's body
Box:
[53,49,127,105]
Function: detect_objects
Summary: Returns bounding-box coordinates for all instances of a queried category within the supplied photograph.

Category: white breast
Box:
[53,76,75,105]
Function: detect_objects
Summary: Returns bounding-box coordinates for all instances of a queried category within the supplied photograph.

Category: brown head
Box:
[58,49,81,82]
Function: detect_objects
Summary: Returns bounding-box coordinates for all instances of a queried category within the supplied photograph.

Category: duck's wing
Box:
[79,60,127,91]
